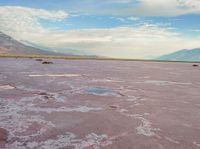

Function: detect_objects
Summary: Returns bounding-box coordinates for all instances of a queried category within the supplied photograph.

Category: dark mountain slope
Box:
[0,32,62,55]
[158,48,200,61]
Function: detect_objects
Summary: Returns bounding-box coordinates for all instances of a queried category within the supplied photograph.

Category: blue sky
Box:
[0,0,200,59]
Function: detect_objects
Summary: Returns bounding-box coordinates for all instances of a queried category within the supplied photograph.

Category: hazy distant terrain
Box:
[1,31,200,62]
[158,48,200,62]
[0,32,63,56]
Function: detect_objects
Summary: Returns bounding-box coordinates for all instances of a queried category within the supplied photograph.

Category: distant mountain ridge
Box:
[158,48,200,62]
[22,40,88,56]
[0,32,64,56]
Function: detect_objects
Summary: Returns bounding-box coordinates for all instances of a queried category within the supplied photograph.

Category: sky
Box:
[0,0,200,59]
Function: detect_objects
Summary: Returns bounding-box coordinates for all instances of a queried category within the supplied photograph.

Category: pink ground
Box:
[0,58,200,149]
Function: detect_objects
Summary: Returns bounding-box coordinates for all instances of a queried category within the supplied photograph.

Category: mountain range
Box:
[158,48,200,62]
[1,31,200,61]
[0,32,63,56]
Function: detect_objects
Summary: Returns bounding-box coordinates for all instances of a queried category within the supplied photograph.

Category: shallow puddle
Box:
[85,87,116,96]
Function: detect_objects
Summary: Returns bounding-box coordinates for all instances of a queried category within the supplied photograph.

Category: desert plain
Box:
[0,58,200,149]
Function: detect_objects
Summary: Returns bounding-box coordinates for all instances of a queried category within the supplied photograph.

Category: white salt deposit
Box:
[0,95,102,149]
[133,114,160,137]
[118,111,159,137]
[29,106,103,114]
[0,85,15,90]
[165,137,180,144]
[193,141,200,147]
[144,80,192,86]
[29,74,81,77]
[26,132,112,149]
[127,96,138,102]
[135,116,156,137]
[91,78,123,83]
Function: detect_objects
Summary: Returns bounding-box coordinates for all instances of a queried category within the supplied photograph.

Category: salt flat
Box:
[0,58,200,149]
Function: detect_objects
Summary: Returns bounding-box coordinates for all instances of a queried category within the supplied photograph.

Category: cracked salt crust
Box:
[0,98,55,141]
[0,95,103,149]
[126,95,143,106]
[135,116,159,137]
[29,106,103,114]
[26,132,112,149]
[165,137,180,144]
[16,86,70,103]
[118,110,159,137]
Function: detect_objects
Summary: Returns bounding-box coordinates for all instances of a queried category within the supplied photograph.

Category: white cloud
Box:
[133,0,200,16]
[190,29,200,32]
[0,6,68,20]
[1,6,200,59]
[128,17,140,21]
[77,0,200,16]
[105,0,133,4]
[0,6,68,34]
[55,26,199,59]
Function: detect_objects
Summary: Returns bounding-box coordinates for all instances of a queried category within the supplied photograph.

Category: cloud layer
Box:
[133,0,200,16]
[0,6,68,34]
[0,6,200,59]
[64,0,200,16]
